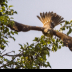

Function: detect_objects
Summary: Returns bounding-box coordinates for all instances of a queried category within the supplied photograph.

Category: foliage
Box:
[0,0,18,69]
[60,20,72,35]
[0,0,72,69]
[0,0,17,50]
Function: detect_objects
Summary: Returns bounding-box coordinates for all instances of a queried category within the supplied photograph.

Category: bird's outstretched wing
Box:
[37,12,65,28]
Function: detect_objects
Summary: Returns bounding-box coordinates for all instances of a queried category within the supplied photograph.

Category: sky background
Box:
[6,0,72,69]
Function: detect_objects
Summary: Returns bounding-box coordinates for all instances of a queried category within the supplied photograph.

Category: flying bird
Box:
[37,12,65,37]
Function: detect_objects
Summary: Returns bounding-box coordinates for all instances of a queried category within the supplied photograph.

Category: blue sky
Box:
[6,0,72,69]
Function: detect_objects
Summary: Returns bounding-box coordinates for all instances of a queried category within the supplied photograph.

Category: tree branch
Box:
[53,30,72,51]
[5,20,72,51]
[7,21,44,32]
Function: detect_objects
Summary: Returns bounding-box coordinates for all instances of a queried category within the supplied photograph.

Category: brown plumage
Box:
[37,12,65,29]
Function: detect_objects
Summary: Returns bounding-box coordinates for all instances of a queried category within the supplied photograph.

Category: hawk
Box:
[37,12,65,37]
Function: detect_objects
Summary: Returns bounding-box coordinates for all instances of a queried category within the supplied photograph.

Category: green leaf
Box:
[9,5,13,8]
[33,37,39,41]
[67,28,72,35]
[14,11,17,14]
[59,45,61,49]
[52,38,55,42]
[47,62,51,68]
[70,20,72,23]
[11,31,14,35]
[62,27,65,30]
[65,21,70,24]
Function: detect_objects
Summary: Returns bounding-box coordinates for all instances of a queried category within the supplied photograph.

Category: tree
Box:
[0,0,72,69]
